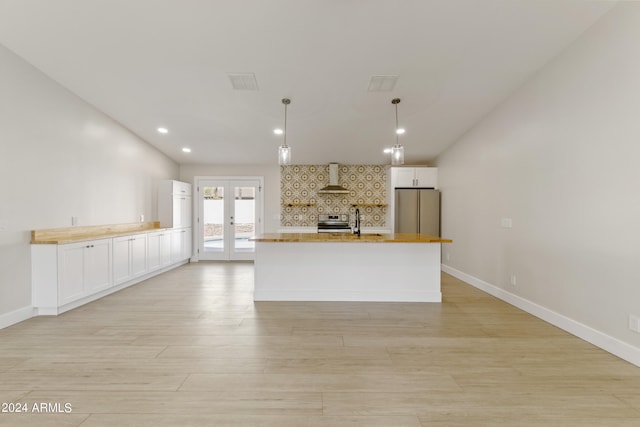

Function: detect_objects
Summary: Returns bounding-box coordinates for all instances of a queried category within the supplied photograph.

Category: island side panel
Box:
[254,241,441,302]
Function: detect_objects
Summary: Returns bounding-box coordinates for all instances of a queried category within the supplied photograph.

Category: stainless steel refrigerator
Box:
[394,189,440,236]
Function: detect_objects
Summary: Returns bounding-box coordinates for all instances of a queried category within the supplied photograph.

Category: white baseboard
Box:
[442,264,640,367]
[0,305,35,329]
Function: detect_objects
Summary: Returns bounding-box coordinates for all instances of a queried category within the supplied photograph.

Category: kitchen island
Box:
[251,233,451,302]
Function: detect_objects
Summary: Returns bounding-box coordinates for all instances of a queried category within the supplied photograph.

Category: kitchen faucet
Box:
[353,208,361,236]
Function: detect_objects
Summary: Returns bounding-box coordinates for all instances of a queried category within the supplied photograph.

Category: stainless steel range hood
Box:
[318,163,350,194]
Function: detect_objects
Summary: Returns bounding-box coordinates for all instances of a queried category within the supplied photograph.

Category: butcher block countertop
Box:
[250,232,452,243]
[31,222,167,244]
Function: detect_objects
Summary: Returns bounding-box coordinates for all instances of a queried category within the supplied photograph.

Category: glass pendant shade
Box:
[278,144,291,165]
[391,144,404,165]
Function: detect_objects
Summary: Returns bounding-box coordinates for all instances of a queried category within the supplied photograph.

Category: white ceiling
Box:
[0,0,615,165]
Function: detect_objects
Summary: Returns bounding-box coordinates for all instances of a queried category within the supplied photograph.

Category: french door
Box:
[197,178,262,261]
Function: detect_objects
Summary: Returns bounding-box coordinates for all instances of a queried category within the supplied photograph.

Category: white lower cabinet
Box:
[171,228,192,263]
[148,230,172,272]
[57,243,84,305]
[31,239,112,314]
[57,238,112,306]
[160,231,172,267]
[83,239,113,294]
[32,228,190,315]
[184,228,192,261]
[113,234,148,285]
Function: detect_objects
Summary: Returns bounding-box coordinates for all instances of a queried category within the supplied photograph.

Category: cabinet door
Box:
[173,181,191,195]
[130,234,148,277]
[147,232,162,272]
[171,229,186,262]
[172,195,182,228]
[183,227,192,260]
[392,168,416,187]
[112,236,131,285]
[84,239,112,293]
[414,168,437,188]
[160,232,172,267]
[181,196,192,228]
[58,243,85,305]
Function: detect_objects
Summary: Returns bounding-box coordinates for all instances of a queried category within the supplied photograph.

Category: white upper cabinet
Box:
[390,167,437,188]
[159,180,192,228]
[174,181,192,195]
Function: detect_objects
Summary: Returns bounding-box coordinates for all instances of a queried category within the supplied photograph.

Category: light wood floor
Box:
[1,262,640,426]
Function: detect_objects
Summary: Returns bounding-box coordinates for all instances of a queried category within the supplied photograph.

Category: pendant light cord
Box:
[395,102,399,147]
[282,98,291,148]
[392,98,401,147]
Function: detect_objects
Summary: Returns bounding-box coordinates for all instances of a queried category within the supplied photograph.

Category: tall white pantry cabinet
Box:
[158,180,193,263]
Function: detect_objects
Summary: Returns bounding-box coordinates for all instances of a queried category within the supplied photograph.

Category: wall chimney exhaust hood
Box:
[318,163,350,194]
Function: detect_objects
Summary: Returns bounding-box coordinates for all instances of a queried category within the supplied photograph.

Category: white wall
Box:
[436,3,640,360]
[0,44,178,319]
[179,164,280,233]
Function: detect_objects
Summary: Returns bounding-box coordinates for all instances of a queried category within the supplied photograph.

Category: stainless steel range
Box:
[317,214,351,233]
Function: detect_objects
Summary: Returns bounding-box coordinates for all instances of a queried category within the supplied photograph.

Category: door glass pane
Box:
[203,185,224,252]
[233,186,255,253]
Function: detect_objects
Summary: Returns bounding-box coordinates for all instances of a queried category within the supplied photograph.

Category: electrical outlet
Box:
[510,274,517,286]
[71,216,78,226]
[629,314,640,333]
[139,214,145,222]
[501,218,513,228]
[446,252,451,261]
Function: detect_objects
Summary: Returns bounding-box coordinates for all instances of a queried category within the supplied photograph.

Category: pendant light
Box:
[278,98,292,165]
[391,98,405,165]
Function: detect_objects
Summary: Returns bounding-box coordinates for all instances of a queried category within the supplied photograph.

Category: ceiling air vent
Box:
[227,72,259,91]
[367,75,399,92]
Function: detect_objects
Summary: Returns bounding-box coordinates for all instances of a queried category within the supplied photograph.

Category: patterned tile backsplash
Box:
[280,164,387,228]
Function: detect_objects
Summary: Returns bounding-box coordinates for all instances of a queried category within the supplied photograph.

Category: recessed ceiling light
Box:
[273,128,283,135]
[182,147,191,153]
[396,128,405,135]
[157,127,168,134]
